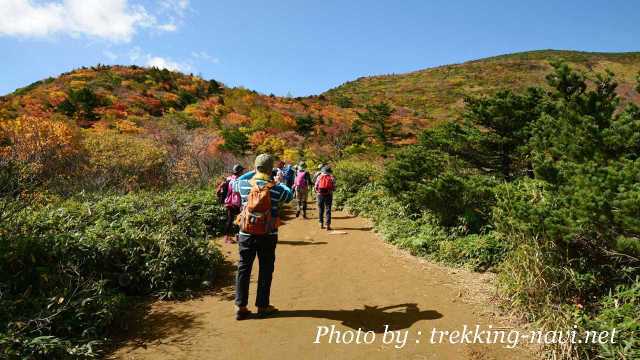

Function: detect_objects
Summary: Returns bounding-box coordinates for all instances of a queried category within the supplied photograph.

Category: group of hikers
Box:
[216,153,337,320]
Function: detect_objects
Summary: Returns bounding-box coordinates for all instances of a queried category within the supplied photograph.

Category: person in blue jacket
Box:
[232,154,293,320]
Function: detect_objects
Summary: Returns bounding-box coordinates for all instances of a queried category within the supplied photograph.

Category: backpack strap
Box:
[250,178,275,190]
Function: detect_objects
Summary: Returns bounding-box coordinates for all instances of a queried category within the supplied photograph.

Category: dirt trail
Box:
[112,205,531,360]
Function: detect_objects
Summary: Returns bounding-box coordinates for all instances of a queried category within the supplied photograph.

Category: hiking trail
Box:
[110,205,532,360]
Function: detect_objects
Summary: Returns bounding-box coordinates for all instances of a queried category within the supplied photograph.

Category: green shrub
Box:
[435,233,511,271]
[382,146,498,231]
[583,279,640,359]
[0,188,225,359]
[332,160,380,208]
[345,184,507,271]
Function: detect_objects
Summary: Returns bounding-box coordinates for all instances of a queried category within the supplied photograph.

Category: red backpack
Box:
[317,174,334,193]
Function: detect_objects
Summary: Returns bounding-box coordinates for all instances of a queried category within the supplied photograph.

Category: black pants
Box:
[235,233,277,308]
[225,206,240,236]
[317,193,333,226]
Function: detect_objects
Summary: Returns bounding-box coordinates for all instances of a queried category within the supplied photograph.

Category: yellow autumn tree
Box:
[82,129,168,190]
[0,114,82,180]
[255,136,286,158]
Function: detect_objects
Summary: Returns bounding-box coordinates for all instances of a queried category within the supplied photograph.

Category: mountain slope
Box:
[2,50,639,186]
[324,50,640,123]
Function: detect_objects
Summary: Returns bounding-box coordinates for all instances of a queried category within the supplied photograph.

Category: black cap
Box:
[232,164,245,174]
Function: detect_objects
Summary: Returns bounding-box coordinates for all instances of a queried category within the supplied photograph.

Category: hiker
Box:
[315,166,336,231]
[232,154,294,320]
[283,163,295,189]
[293,162,313,218]
[274,161,285,183]
[219,164,245,243]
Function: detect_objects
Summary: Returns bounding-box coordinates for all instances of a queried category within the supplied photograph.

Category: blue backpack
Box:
[283,165,295,183]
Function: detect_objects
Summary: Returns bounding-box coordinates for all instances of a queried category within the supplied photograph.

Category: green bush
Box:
[583,279,640,359]
[345,184,507,271]
[382,146,498,231]
[332,160,380,208]
[0,188,225,359]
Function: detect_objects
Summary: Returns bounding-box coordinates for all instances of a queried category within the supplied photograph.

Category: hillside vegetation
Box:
[0,64,427,193]
[324,50,640,122]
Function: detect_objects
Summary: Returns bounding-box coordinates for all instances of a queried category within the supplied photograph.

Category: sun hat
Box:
[255,154,275,173]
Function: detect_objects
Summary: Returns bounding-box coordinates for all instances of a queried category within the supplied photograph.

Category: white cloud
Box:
[191,50,220,64]
[0,0,66,37]
[159,0,188,16]
[146,56,185,71]
[157,23,177,32]
[121,46,189,71]
[0,0,190,42]
[156,0,189,32]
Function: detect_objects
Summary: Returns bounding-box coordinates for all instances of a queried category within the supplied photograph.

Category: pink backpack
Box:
[224,175,241,208]
[294,171,308,189]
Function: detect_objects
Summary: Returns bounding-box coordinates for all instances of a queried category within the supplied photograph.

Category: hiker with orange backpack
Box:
[293,162,312,218]
[232,154,293,320]
[315,166,336,231]
[216,164,245,244]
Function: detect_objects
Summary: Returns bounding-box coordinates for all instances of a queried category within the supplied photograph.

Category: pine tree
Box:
[356,102,401,153]
[530,62,640,263]
[220,128,249,155]
[463,88,545,179]
[295,115,316,137]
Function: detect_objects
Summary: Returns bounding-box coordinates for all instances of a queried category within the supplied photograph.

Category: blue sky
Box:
[1,0,639,96]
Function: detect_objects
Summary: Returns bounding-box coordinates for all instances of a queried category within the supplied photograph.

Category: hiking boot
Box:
[326,225,332,231]
[320,223,325,229]
[257,305,279,318]
[296,211,300,218]
[236,307,251,321]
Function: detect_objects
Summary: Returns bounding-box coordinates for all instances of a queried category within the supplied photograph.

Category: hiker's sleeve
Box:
[281,184,294,203]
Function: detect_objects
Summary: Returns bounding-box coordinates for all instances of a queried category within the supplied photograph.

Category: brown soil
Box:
[110,205,533,360]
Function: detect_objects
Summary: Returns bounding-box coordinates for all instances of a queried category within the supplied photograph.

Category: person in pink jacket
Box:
[223,164,245,243]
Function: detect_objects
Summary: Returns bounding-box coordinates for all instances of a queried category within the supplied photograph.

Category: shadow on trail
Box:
[255,303,442,333]
[106,259,237,355]
[279,240,328,246]
[331,215,355,220]
[112,306,204,352]
[332,226,373,231]
[107,259,237,355]
[207,259,237,301]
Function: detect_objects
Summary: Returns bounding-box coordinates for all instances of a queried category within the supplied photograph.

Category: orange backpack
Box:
[236,180,277,235]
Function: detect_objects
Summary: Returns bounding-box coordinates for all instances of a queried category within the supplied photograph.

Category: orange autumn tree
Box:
[0,114,82,182]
